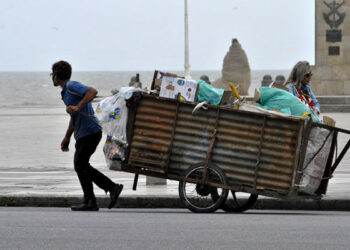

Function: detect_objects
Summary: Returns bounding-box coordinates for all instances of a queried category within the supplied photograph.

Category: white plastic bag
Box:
[95,87,142,143]
[95,92,127,143]
[299,127,333,194]
[96,87,142,169]
[103,136,126,170]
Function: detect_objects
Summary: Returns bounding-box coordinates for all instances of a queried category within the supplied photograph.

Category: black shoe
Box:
[71,201,99,211]
[108,184,123,209]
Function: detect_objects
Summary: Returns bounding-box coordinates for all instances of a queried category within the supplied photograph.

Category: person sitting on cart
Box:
[284,61,320,116]
[51,60,123,211]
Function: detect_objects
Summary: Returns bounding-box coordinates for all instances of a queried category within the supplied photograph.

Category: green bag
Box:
[254,87,321,123]
[196,80,224,106]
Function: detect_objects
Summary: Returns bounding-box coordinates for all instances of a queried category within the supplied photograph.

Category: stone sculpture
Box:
[274,75,285,85]
[129,73,142,88]
[213,39,251,95]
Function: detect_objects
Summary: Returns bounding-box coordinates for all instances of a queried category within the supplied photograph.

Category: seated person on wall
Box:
[200,75,211,85]
[284,61,320,116]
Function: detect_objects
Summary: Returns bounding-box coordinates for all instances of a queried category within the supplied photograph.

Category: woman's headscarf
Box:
[285,61,312,89]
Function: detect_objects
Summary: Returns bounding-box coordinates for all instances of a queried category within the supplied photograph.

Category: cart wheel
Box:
[213,190,258,212]
[178,163,228,213]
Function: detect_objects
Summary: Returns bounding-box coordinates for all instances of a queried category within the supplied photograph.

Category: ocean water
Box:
[0,69,294,172]
[0,70,289,109]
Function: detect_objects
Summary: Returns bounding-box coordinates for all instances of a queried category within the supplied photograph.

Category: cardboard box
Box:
[220,90,234,105]
[160,76,198,102]
[323,116,336,127]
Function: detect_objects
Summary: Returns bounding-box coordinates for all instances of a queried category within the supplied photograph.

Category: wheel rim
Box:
[181,166,226,211]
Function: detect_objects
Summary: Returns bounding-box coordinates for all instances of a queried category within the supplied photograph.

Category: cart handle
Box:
[133,174,139,191]
[330,138,350,174]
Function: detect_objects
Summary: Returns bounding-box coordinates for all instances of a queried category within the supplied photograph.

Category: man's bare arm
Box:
[61,118,73,152]
[66,88,98,114]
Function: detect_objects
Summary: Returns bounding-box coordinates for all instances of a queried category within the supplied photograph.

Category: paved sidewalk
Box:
[1,168,350,211]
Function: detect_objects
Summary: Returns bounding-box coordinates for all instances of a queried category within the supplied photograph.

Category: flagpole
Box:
[184,0,191,79]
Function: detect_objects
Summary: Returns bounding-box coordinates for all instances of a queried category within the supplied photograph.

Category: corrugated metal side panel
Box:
[168,105,216,174]
[129,96,302,195]
[128,96,176,172]
[213,110,300,195]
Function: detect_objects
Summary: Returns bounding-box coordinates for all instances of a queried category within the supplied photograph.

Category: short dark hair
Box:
[52,60,72,81]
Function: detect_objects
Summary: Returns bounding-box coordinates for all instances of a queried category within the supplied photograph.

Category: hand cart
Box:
[119,94,350,213]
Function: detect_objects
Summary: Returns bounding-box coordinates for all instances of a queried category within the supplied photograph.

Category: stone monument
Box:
[129,73,142,88]
[261,75,273,87]
[213,39,251,95]
[274,75,286,85]
[312,0,350,95]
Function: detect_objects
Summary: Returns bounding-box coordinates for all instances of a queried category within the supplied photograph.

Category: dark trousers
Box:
[74,132,115,203]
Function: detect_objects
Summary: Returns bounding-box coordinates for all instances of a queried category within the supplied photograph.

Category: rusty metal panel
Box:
[212,109,300,195]
[128,95,303,197]
[163,107,215,174]
[128,96,177,173]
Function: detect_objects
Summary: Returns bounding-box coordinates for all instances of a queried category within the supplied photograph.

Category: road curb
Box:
[0,196,184,209]
[1,195,350,211]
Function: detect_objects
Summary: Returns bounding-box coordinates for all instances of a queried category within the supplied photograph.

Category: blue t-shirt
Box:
[61,81,101,140]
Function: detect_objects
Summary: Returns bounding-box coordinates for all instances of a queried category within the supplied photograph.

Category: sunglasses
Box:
[304,73,313,78]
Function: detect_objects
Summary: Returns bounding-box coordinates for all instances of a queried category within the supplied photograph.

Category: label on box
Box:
[160,76,197,102]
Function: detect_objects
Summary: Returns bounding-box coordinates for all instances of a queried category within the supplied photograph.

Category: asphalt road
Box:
[1,208,350,250]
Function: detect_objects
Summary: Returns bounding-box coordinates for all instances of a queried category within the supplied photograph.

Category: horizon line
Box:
[0,68,290,72]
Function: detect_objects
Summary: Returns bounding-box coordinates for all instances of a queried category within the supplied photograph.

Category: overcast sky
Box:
[0,0,315,71]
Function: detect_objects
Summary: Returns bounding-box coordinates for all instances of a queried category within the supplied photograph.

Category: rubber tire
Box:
[178,163,228,213]
[221,191,258,213]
